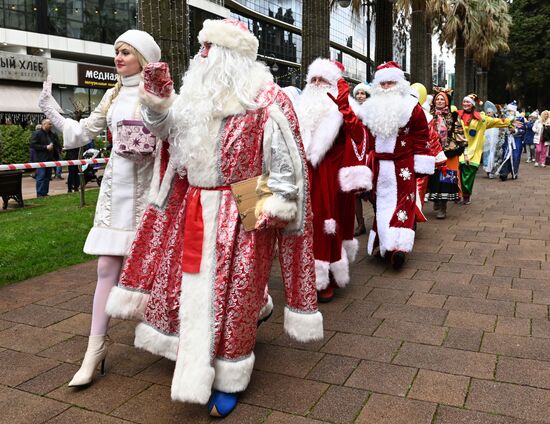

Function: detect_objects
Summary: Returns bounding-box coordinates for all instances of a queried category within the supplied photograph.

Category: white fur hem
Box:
[258,294,273,321]
[330,251,350,288]
[213,354,255,393]
[367,230,377,255]
[83,226,135,256]
[435,150,447,165]
[105,286,149,320]
[139,82,177,113]
[384,227,415,253]
[414,154,436,175]
[171,364,215,404]
[324,218,337,235]
[315,260,330,290]
[283,307,324,342]
[261,195,297,221]
[134,322,178,361]
[339,165,373,192]
[343,238,359,263]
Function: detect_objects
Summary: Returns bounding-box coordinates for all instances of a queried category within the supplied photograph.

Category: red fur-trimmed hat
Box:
[198,19,259,60]
[372,61,405,85]
[306,58,345,86]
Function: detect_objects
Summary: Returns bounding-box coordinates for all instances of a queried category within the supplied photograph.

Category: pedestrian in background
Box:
[524,112,537,163]
[30,123,41,179]
[29,118,61,197]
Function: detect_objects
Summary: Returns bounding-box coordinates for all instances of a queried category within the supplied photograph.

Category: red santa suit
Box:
[362,62,434,258]
[296,59,370,291]
[106,19,322,405]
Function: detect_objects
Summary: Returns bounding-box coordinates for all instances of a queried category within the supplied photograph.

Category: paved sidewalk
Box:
[2,162,550,423]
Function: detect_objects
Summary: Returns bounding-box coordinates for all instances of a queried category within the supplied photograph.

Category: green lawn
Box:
[0,190,99,286]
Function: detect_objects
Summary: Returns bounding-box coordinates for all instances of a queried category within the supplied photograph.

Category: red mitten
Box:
[327,78,351,109]
[143,62,173,98]
[255,213,289,231]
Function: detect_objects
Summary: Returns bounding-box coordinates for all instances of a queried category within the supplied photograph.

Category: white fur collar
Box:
[301,107,343,167]
[363,94,418,139]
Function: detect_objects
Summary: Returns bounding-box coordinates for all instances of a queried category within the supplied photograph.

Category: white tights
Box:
[90,255,124,336]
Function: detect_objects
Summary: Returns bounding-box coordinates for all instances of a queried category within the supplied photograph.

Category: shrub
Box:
[0,125,33,165]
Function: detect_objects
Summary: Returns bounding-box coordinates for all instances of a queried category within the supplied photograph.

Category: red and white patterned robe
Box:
[106,83,322,404]
[365,97,434,256]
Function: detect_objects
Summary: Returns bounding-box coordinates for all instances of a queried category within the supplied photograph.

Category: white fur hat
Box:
[353,82,369,97]
[198,19,259,60]
[115,30,161,63]
[306,58,344,86]
[506,100,518,112]
[372,61,405,85]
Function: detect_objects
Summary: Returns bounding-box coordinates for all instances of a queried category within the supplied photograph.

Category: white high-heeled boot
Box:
[68,335,107,387]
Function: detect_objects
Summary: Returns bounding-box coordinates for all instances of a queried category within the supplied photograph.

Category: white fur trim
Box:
[353,83,369,97]
[375,160,398,257]
[283,307,324,342]
[339,165,373,192]
[302,106,343,168]
[349,97,368,124]
[147,142,163,204]
[171,190,220,404]
[306,58,342,86]
[258,294,273,322]
[414,154,436,175]
[83,226,135,256]
[372,67,405,85]
[463,96,476,106]
[435,150,447,165]
[324,218,337,235]
[315,260,330,290]
[213,354,255,393]
[261,194,297,221]
[105,286,149,320]
[134,322,178,361]
[343,238,359,263]
[139,82,177,113]
[198,19,259,60]
[367,230,377,255]
[385,227,415,253]
[330,249,350,288]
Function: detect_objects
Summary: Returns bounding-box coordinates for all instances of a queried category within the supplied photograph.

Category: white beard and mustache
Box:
[295,84,343,167]
[362,79,416,139]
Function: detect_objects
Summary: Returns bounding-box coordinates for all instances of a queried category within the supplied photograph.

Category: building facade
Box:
[0,0,370,126]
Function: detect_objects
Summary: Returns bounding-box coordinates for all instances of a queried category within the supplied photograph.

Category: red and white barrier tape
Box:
[0,159,109,172]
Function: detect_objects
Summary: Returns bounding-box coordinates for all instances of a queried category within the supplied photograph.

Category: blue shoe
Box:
[208,390,239,417]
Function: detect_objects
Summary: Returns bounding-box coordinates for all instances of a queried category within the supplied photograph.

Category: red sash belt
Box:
[181,185,230,274]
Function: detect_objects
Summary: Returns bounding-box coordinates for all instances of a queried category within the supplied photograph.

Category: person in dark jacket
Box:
[30,118,61,196]
[64,147,80,192]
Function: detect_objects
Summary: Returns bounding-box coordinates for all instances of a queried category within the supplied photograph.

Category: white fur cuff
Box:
[258,294,273,322]
[262,195,297,222]
[284,307,324,342]
[139,81,177,113]
[213,354,255,393]
[339,165,373,192]
[330,251,350,288]
[435,150,447,165]
[134,322,178,361]
[315,260,330,290]
[171,364,216,404]
[343,238,359,263]
[105,286,149,320]
[414,154,436,175]
[385,227,415,253]
[367,230,377,255]
[324,218,337,235]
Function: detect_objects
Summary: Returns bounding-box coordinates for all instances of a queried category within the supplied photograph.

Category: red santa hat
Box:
[372,61,405,85]
[463,93,481,107]
[306,58,344,86]
[198,19,259,60]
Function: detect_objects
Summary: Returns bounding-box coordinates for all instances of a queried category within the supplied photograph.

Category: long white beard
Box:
[296,84,338,134]
[362,79,414,139]
[169,46,272,171]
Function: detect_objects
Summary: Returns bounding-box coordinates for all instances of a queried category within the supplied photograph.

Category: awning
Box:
[0,85,62,113]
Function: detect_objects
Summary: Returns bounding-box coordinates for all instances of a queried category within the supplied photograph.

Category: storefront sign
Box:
[77,64,117,88]
[0,51,47,82]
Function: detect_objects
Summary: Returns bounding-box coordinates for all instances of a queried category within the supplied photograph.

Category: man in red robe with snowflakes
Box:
[295,58,371,302]
[363,61,433,268]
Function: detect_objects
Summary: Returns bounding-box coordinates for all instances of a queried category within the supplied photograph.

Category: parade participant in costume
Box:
[295,58,369,302]
[458,94,513,203]
[37,30,162,387]
[482,100,500,177]
[524,113,537,163]
[425,88,463,219]
[350,82,370,236]
[533,110,550,167]
[497,101,522,181]
[362,61,433,269]
[106,19,323,417]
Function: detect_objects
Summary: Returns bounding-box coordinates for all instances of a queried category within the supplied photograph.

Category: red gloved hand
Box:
[327,78,351,109]
[255,213,289,230]
[143,62,173,98]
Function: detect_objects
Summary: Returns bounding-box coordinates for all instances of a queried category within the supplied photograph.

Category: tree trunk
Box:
[374,0,393,66]
[137,0,189,91]
[409,0,426,85]
[464,57,476,96]
[477,67,488,101]
[425,20,432,89]
[454,31,466,106]
[301,0,331,88]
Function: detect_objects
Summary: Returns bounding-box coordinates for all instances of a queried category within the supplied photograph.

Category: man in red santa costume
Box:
[363,61,433,268]
[295,58,370,302]
[105,19,322,417]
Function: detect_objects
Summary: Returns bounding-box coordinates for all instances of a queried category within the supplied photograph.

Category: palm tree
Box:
[137,0,190,91]
[302,0,331,87]
[374,0,394,65]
